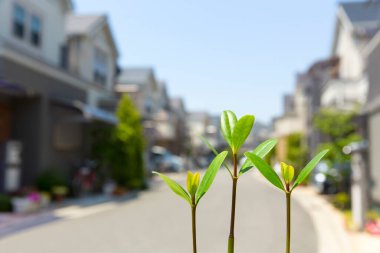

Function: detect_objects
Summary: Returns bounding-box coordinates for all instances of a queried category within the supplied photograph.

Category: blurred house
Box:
[303,57,340,156]
[187,112,222,158]
[0,0,118,192]
[115,68,189,169]
[273,75,308,161]
[65,13,119,111]
[152,83,176,153]
[115,68,159,119]
[322,1,374,110]
[274,2,380,161]
[169,97,189,156]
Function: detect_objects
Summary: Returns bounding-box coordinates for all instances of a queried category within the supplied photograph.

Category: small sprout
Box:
[281,162,294,187]
[153,151,228,253]
[245,149,329,193]
[245,149,329,253]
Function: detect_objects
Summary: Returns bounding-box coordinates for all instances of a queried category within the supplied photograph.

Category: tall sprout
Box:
[245,149,329,253]
[201,110,277,253]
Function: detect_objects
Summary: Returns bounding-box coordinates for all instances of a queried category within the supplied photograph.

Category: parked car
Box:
[311,161,351,194]
[151,146,184,173]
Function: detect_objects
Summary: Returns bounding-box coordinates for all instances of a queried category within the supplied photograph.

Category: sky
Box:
[75,0,342,124]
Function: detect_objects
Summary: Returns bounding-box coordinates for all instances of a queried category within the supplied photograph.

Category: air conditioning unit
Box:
[4,141,22,192]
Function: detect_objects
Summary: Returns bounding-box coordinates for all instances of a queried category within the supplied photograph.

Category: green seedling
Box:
[153,151,228,253]
[245,149,329,253]
[201,110,277,253]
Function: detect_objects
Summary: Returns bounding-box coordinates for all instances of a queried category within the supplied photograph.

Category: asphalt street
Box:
[0,170,318,253]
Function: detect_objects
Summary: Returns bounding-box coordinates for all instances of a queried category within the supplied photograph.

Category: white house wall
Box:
[321,78,368,109]
[334,11,364,80]
[273,116,303,138]
[73,27,117,106]
[0,0,67,66]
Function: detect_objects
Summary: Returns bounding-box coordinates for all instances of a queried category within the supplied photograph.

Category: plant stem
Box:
[286,192,291,253]
[192,204,197,253]
[228,153,238,253]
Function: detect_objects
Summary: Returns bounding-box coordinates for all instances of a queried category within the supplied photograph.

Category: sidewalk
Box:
[294,187,380,253]
[350,231,380,253]
[0,192,138,238]
[293,187,354,253]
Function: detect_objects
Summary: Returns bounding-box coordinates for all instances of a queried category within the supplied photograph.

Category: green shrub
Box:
[36,170,67,193]
[0,194,12,212]
[91,95,145,189]
[334,192,350,210]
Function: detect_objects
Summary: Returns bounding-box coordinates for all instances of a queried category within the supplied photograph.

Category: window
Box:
[13,4,25,39]
[54,122,82,150]
[60,45,68,69]
[30,15,41,47]
[93,48,108,85]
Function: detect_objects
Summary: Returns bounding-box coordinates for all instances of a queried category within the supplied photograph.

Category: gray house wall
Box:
[366,36,380,204]
[0,56,87,186]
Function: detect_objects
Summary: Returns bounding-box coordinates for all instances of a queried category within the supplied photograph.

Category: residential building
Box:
[115,68,159,172]
[273,74,308,161]
[187,112,223,157]
[321,1,375,110]
[304,57,340,156]
[170,97,189,156]
[65,13,119,110]
[152,82,176,152]
[115,69,191,170]
[0,0,118,192]
[115,68,159,120]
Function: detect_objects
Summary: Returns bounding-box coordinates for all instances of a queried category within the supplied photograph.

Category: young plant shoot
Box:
[153,151,228,253]
[245,149,329,253]
[213,110,277,253]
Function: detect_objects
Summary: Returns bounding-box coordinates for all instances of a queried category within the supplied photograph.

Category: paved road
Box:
[0,170,318,253]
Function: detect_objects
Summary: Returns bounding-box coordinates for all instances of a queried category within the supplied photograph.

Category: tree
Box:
[313,108,361,167]
[114,94,145,188]
[286,132,307,170]
[91,95,145,189]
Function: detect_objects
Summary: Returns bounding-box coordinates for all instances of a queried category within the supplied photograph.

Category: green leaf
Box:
[153,172,191,204]
[196,151,228,204]
[240,138,278,175]
[244,152,285,191]
[221,110,237,148]
[292,149,329,190]
[231,115,255,153]
[198,134,219,156]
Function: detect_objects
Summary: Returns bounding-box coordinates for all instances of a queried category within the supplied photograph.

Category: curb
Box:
[293,188,354,253]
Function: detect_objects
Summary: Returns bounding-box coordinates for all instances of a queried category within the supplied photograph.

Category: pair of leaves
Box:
[221,110,255,154]
[199,135,277,178]
[245,149,329,192]
[153,151,228,206]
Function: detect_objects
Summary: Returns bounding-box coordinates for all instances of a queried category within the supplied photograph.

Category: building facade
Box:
[0,0,118,192]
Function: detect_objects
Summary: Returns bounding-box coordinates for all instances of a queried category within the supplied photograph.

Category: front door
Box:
[0,102,11,142]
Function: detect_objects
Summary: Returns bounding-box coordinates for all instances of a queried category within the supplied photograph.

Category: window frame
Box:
[10,2,44,49]
[30,14,42,47]
[12,3,26,39]
[93,47,108,86]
